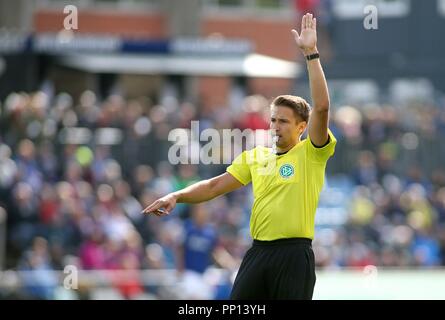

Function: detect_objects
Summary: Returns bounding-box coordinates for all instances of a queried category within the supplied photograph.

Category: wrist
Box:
[302,47,318,56]
[171,192,180,202]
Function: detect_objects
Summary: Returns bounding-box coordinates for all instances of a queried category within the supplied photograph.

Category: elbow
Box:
[314,103,330,113]
[313,97,330,112]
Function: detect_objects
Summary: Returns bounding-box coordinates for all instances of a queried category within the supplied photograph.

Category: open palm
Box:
[292,13,317,52]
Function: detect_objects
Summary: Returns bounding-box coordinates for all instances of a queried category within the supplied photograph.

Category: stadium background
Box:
[0,0,445,299]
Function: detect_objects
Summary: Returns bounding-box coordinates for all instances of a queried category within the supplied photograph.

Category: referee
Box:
[142,13,336,300]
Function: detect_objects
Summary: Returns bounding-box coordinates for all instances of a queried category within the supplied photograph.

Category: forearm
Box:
[172,179,217,204]
[304,48,330,112]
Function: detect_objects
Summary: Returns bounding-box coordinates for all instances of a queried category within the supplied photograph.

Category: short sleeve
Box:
[226,150,252,185]
[307,128,337,163]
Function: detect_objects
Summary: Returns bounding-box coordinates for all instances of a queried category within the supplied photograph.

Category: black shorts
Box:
[230,238,316,300]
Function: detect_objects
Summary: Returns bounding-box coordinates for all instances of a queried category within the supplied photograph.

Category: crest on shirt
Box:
[279,164,294,178]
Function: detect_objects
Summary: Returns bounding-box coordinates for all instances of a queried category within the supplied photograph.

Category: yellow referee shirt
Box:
[226,129,337,240]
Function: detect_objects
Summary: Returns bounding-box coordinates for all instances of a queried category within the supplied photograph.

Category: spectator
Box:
[178,204,217,274]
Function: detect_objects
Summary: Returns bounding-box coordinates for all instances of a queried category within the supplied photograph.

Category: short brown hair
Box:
[271,95,311,122]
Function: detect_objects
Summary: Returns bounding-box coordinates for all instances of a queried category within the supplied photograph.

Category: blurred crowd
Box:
[1,88,445,299]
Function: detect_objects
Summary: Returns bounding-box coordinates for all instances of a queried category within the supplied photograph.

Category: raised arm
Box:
[292,13,330,147]
[142,172,243,216]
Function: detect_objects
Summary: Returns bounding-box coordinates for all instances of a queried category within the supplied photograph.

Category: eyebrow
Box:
[271,117,290,122]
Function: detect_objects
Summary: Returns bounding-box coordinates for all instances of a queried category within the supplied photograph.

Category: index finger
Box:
[142,200,161,214]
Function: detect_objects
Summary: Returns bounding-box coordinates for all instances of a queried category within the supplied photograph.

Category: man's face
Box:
[270,105,306,149]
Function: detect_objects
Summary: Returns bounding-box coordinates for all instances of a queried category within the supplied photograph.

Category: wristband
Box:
[306,52,320,61]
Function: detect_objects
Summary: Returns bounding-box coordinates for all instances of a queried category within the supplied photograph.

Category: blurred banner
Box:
[0,32,252,55]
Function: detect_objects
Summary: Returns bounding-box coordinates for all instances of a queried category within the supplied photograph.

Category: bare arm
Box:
[142,172,243,216]
[292,13,330,146]
[175,172,243,203]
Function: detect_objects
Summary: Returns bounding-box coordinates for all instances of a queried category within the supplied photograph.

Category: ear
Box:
[298,121,307,135]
